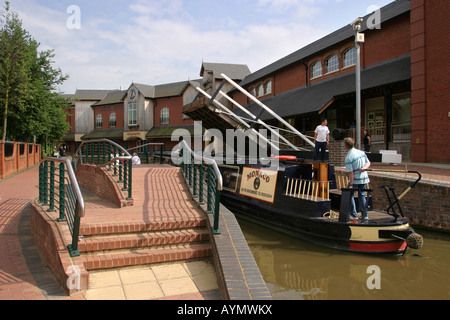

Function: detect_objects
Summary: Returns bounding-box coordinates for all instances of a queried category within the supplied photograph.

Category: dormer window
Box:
[311,61,322,79]
[326,55,339,74]
[343,48,357,67]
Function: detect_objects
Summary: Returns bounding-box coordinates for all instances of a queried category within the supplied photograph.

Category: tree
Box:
[0,1,32,141]
[0,1,70,144]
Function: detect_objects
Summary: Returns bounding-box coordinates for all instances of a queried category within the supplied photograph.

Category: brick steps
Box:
[79,218,207,237]
[78,229,210,253]
[81,243,213,271]
[77,218,213,272]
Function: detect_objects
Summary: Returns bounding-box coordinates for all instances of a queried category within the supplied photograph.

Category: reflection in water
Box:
[237,218,450,300]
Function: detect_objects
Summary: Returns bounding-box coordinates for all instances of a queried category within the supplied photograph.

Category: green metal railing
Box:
[72,139,133,200]
[178,141,223,234]
[39,158,85,257]
[127,143,164,164]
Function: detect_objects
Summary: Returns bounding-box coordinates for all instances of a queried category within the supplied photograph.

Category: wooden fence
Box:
[0,141,42,179]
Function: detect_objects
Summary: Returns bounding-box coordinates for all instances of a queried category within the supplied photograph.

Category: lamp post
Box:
[352,18,365,150]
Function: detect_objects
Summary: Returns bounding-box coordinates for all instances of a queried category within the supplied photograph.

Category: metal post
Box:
[127,160,133,200]
[199,162,204,205]
[58,163,66,222]
[356,41,362,150]
[48,161,55,212]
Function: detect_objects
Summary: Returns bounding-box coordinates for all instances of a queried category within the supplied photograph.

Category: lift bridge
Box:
[182,73,316,157]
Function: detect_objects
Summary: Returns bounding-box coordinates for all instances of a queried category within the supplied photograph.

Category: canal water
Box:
[237,218,450,300]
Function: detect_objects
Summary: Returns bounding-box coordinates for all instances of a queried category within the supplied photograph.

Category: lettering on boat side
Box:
[177,304,273,317]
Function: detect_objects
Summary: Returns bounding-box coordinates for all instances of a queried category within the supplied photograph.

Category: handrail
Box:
[73,139,132,165]
[72,139,133,200]
[127,142,164,152]
[127,142,165,164]
[179,140,223,234]
[180,140,223,191]
[39,157,85,257]
[41,157,85,217]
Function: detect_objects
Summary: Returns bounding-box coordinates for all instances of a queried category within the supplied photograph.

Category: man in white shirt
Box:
[345,138,371,223]
[314,118,330,161]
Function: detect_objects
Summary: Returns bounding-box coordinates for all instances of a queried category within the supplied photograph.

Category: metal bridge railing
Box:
[178,141,223,235]
[72,139,133,200]
[39,158,85,257]
[127,143,164,164]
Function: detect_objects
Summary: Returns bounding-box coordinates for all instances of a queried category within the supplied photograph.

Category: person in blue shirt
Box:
[344,138,371,223]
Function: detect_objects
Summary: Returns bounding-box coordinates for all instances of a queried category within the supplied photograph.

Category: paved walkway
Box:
[0,165,222,300]
[0,162,448,300]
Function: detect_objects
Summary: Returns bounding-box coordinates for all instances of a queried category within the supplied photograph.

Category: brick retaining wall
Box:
[30,200,89,294]
[76,164,133,208]
[336,168,450,232]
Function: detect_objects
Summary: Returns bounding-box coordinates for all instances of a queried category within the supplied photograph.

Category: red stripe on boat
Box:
[349,241,408,253]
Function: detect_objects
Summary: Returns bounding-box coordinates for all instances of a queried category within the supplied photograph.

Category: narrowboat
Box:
[216,156,424,255]
[182,73,423,255]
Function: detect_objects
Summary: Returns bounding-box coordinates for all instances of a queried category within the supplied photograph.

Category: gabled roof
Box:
[154,80,190,98]
[201,62,251,80]
[70,89,113,101]
[131,83,155,98]
[239,0,410,87]
[92,90,127,107]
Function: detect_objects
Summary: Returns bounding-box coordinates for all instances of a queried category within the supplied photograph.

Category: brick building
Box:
[224,0,449,163]
[62,0,448,163]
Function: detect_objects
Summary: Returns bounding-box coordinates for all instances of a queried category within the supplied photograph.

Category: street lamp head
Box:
[351,17,364,31]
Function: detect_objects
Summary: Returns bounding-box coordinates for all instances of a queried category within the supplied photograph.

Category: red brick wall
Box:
[93,103,125,130]
[336,168,450,232]
[155,96,194,127]
[411,0,450,163]
[76,164,131,208]
[232,12,411,105]
[30,200,89,294]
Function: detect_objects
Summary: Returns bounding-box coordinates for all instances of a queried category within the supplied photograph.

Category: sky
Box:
[7,0,395,94]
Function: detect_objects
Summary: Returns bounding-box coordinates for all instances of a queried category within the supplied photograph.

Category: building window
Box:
[250,88,256,97]
[96,114,103,128]
[161,108,170,125]
[257,84,264,97]
[326,55,339,73]
[311,61,322,79]
[265,81,272,95]
[128,103,137,126]
[343,48,357,67]
[109,113,116,127]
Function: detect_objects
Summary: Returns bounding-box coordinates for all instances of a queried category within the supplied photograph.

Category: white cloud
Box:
[7,0,337,93]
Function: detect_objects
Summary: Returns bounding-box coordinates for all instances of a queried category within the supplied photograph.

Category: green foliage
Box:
[0,1,70,144]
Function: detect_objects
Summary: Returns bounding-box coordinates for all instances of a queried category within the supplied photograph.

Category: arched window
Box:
[343,47,357,67]
[96,114,102,128]
[257,84,264,97]
[265,80,272,95]
[161,108,170,125]
[109,113,116,127]
[311,61,322,79]
[326,55,339,73]
[250,88,256,97]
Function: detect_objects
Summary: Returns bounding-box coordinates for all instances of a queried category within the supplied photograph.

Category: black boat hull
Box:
[218,161,416,254]
[221,192,412,254]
